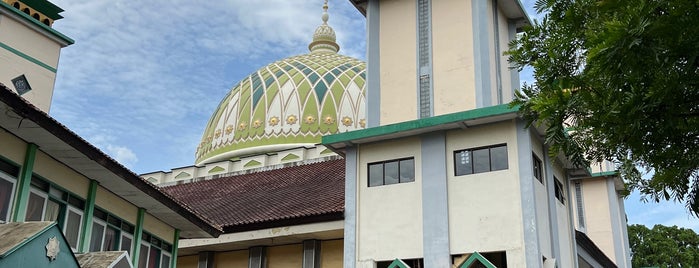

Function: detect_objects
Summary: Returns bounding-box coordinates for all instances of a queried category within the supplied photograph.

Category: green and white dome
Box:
[195,2,366,165]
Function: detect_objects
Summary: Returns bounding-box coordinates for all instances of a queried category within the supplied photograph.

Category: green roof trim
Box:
[322,104,519,145]
[20,0,64,19]
[387,259,410,268]
[0,1,74,45]
[591,170,619,177]
[459,252,496,268]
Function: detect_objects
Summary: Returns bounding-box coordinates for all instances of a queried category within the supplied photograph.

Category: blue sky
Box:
[47,0,696,231]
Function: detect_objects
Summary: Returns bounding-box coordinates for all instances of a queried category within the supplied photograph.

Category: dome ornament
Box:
[309,0,339,53]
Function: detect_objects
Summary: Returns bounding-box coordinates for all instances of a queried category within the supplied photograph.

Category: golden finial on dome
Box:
[309,0,339,54]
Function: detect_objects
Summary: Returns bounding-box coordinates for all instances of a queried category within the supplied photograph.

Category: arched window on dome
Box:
[12,2,20,9]
[43,19,50,26]
[22,8,30,15]
[32,13,40,20]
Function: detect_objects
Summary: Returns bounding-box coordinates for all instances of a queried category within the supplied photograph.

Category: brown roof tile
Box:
[162,159,345,233]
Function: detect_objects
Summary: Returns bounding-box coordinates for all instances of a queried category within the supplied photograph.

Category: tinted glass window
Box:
[384,161,399,185]
[369,164,383,187]
[399,159,415,183]
[473,148,490,174]
[490,145,508,171]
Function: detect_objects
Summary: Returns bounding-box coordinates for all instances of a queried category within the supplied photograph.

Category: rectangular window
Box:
[25,190,47,221]
[575,181,585,228]
[103,225,119,251]
[368,158,415,187]
[64,207,83,250]
[121,233,133,255]
[0,174,16,222]
[554,177,565,204]
[90,220,106,252]
[454,144,508,176]
[533,154,543,184]
[139,243,149,268]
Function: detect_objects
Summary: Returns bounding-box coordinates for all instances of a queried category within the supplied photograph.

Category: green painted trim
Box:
[459,252,496,268]
[0,2,74,44]
[591,170,618,177]
[11,143,37,222]
[322,104,519,145]
[244,160,262,167]
[280,153,300,161]
[0,221,56,258]
[174,172,191,179]
[171,229,180,268]
[132,208,145,265]
[387,259,410,268]
[208,166,225,173]
[18,0,64,19]
[0,41,57,73]
[78,180,98,253]
[320,148,334,155]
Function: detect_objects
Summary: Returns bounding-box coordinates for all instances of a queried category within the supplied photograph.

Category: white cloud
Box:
[47,0,365,173]
[106,144,139,167]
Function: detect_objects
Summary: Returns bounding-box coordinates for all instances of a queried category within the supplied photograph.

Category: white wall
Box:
[357,137,423,262]
[445,121,527,266]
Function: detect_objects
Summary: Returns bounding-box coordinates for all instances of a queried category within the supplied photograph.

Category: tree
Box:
[628,224,699,267]
[507,0,699,214]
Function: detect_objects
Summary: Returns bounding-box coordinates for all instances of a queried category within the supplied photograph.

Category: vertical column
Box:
[302,239,322,268]
[198,251,215,268]
[366,0,381,127]
[344,146,358,268]
[416,0,433,118]
[420,132,450,267]
[79,179,98,252]
[606,178,627,266]
[507,20,521,100]
[11,143,37,222]
[516,120,542,267]
[543,148,560,266]
[492,0,503,104]
[132,208,145,265]
[472,0,493,108]
[565,173,579,267]
[171,229,180,268]
[566,174,581,268]
[248,246,267,268]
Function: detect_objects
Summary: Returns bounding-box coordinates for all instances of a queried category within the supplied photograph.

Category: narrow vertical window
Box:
[575,181,586,228]
[533,154,543,184]
[554,177,565,204]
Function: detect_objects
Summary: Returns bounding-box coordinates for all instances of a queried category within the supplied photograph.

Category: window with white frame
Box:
[0,159,19,223]
[454,144,508,176]
[138,232,173,268]
[25,175,84,251]
[368,158,415,187]
[90,208,135,253]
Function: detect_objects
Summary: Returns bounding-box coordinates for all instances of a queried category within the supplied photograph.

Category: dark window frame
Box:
[554,176,565,204]
[453,144,508,176]
[532,154,543,184]
[367,157,415,187]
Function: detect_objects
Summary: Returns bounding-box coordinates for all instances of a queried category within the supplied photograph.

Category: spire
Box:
[309,0,339,53]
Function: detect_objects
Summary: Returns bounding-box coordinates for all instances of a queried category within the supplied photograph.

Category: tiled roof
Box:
[163,159,345,233]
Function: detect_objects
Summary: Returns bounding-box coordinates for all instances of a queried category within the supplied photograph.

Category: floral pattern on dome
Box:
[196,52,367,165]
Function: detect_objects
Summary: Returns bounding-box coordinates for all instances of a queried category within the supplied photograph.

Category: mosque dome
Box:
[195,2,366,165]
